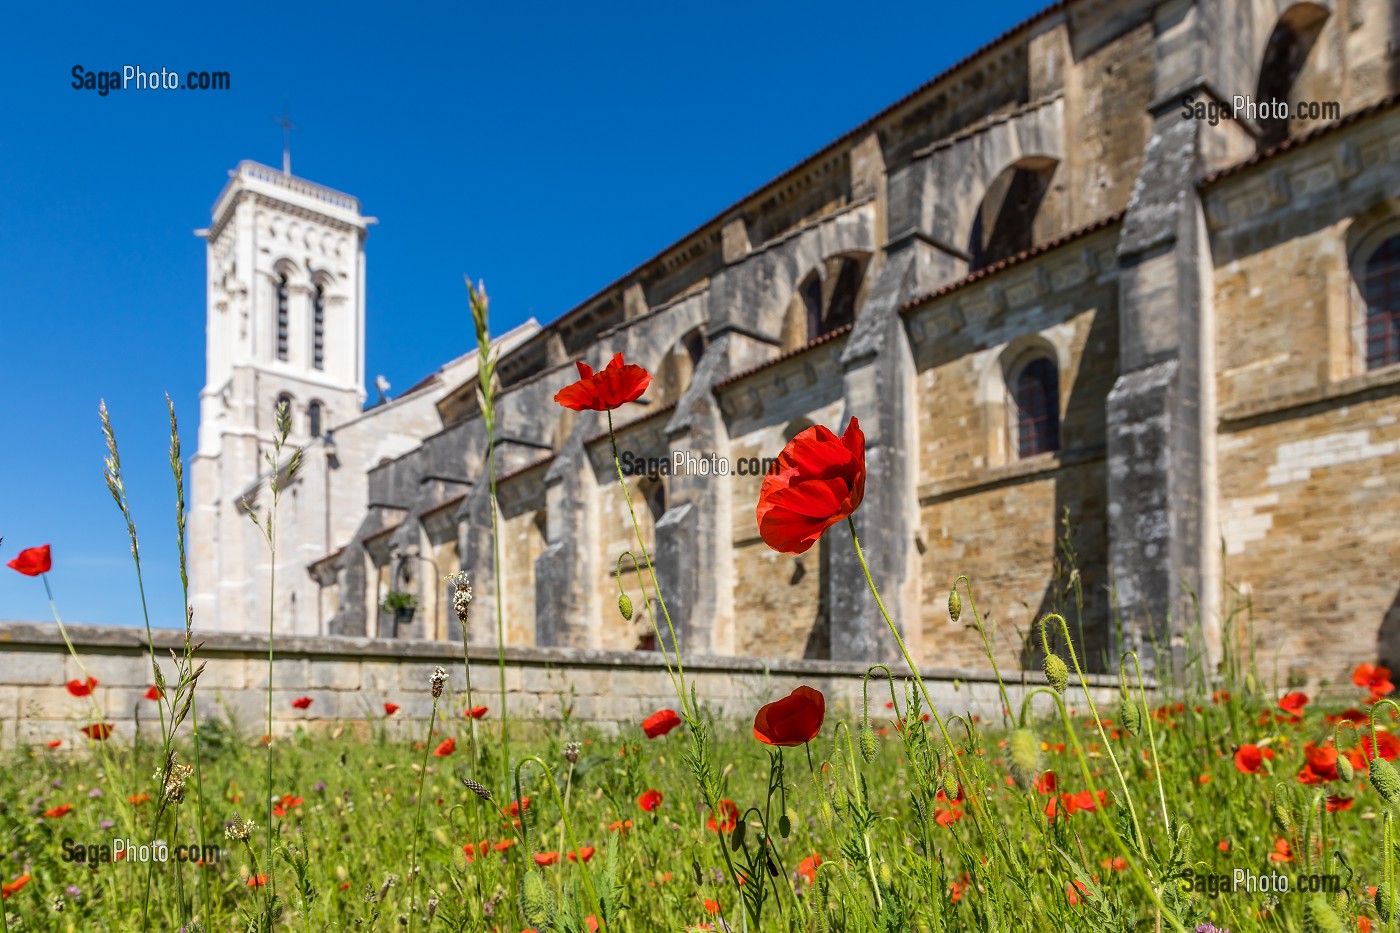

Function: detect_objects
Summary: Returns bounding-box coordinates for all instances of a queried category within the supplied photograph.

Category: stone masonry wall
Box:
[0,621,1120,748]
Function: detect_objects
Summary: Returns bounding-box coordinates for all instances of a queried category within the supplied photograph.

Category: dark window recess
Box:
[1016,358,1061,458]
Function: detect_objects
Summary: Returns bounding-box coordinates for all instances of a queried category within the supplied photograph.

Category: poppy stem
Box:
[606,411,690,717]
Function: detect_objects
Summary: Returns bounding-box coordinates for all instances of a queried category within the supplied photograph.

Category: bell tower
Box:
[189,161,372,632]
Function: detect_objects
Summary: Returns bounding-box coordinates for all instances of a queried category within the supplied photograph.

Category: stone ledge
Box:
[0,621,1124,687]
[1218,366,1400,430]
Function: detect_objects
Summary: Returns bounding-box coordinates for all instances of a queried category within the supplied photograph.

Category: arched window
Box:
[313,282,326,371]
[308,400,324,438]
[795,254,871,344]
[1014,358,1060,458]
[1255,4,1328,149]
[275,393,294,431]
[276,274,290,362]
[968,159,1058,271]
[1364,234,1400,370]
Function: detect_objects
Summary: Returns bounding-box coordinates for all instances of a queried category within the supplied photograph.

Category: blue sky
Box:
[0,1,1049,628]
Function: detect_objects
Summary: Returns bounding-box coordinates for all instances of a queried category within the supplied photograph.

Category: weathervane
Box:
[273,107,299,176]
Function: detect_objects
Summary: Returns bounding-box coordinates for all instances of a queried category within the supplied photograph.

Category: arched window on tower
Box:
[276,274,290,362]
[313,282,326,371]
[792,253,871,347]
[1014,358,1060,458]
[308,400,324,438]
[1363,234,1400,370]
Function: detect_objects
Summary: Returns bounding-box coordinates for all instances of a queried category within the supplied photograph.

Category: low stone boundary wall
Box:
[0,621,1123,746]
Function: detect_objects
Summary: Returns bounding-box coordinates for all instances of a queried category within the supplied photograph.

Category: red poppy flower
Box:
[1,874,31,899]
[567,847,595,863]
[752,686,826,747]
[291,696,313,710]
[1268,838,1293,862]
[1363,731,1400,761]
[1326,795,1354,812]
[1101,856,1127,871]
[467,706,489,719]
[934,807,963,827]
[128,793,150,806]
[384,703,399,715]
[553,352,652,412]
[6,545,51,576]
[1233,744,1274,774]
[1326,708,1368,725]
[1067,880,1090,905]
[1278,692,1309,716]
[43,804,73,818]
[1298,742,1339,784]
[143,685,163,701]
[796,854,821,883]
[609,819,632,833]
[1355,664,1397,698]
[534,851,560,866]
[755,418,865,555]
[642,708,682,739]
[638,788,663,812]
[506,797,532,816]
[66,677,98,697]
[433,737,455,757]
[704,899,722,915]
[1034,771,1058,794]
[494,839,515,851]
[706,799,740,834]
[246,874,268,887]
[273,794,304,817]
[46,739,61,749]
[81,723,113,741]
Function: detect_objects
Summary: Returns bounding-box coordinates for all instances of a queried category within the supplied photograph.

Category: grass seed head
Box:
[1009,728,1041,789]
[1044,653,1069,694]
[461,778,493,802]
[1371,756,1400,806]
[429,666,447,699]
[1378,883,1394,922]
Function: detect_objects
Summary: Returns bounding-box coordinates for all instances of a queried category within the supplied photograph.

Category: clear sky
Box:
[0,0,1049,628]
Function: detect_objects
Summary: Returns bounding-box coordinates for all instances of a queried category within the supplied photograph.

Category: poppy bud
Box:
[618,593,633,621]
[1271,785,1293,834]
[1372,757,1400,806]
[942,767,958,802]
[820,800,834,828]
[1009,728,1041,790]
[1044,653,1069,694]
[1306,897,1344,933]
[778,811,792,839]
[877,861,892,888]
[858,725,878,764]
[1336,753,1354,783]
[1119,698,1142,736]
[1378,883,1394,922]
[521,870,553,928]
[948,589,961,624]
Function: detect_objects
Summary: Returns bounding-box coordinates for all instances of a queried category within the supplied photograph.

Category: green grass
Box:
[1,680,1396,932]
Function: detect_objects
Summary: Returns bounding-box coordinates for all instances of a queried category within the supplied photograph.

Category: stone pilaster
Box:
[454,482,497,645]
[535,440,601,647]
[827,240,951,663]
[1107,88,1218,676]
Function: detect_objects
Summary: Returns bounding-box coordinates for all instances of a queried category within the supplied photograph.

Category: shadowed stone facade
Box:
[191,0,1400,684]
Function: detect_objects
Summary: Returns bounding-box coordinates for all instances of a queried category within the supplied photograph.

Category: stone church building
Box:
[190,0,1400,682]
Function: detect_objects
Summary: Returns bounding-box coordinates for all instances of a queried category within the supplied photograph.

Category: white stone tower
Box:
[189,161,372,633]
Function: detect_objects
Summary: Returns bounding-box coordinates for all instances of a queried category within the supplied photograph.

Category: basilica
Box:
[189,0,1400,682]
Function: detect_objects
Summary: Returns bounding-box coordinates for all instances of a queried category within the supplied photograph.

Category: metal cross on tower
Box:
[273,107,299,176]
